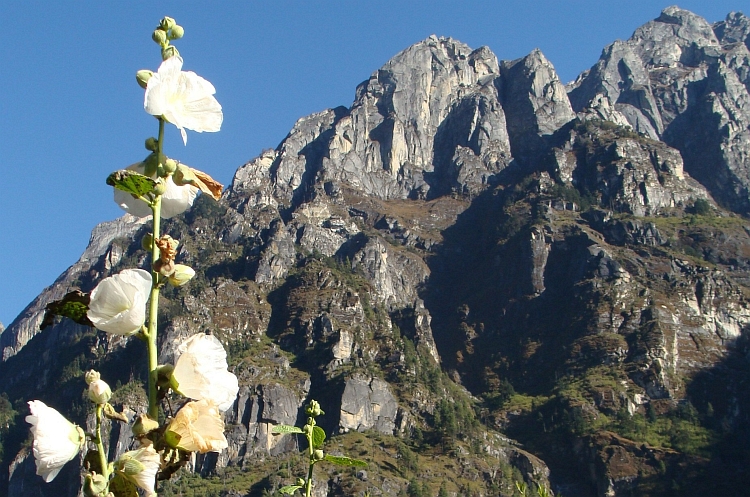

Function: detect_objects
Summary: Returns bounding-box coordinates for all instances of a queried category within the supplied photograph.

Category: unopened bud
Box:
[161,45,180,60]
[296,478,306,486]
[169,25,184,40]
[136,70,153,89]
[163,158,178,174]
[88,377,112,405]
[145,137,158,152]
[168,265,195,287]
[153,181,168,196]
[159,16,176,31]
[156,364,175,388]
[132,414,159,436]
[84,370,101,385]
[313,449,324,461]
[152,29,167,46]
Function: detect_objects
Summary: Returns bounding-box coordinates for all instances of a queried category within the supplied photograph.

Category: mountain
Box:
[2,6,750,497]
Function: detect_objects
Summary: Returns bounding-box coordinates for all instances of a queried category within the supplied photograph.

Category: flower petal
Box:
[87,269,152,335]
[26,401,84,482]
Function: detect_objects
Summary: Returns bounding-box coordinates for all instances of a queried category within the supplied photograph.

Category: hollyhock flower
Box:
[165,400,228,453]
[115,444,160,496]
[172,334,239,412]
[144,56,223,145]
[25,401,85,482]
[87,269,152,335]
[114,162,198,219]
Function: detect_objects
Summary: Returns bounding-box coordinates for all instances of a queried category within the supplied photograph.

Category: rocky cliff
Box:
[2,7,750,497]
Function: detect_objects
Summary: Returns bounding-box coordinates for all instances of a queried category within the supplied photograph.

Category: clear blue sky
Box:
[0,1,743,326]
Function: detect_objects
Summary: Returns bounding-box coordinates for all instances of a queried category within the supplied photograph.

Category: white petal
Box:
[87,269,152,335]
[26,401,83,482]
[173,334,239,412]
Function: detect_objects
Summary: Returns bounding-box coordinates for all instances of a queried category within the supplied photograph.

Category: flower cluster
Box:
[26,16,234,497]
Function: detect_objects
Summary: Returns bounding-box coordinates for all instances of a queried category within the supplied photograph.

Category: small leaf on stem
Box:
[312,426,326,449]
[40,290,92,330]
[271,425,304,434]
[279,485,303,495]
[107,170,157,198]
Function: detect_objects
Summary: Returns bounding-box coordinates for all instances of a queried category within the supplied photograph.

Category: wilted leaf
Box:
[312,425,326,449]
[279,484,303,495]
[271,425,304,434]
[107,169,156,198]
[324,455,367,467]
[40,290,92,330]
[191,167,223,200]
[103,403,130,423]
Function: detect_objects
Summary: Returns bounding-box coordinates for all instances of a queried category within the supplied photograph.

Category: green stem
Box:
[95,404,110,480]
[306,428,314,497]
[147,118,165,420]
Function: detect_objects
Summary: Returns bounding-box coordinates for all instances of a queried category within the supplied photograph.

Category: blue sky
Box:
[0,1,743,326]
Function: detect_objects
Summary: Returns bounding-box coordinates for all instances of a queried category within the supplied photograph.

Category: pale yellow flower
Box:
[165,400,228,453]
[172,334,239,412]
[115,444,160,496]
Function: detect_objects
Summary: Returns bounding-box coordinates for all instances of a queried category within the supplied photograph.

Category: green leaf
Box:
[324,455,367,467]
[106,169,156,197]
[279,485,303,495]
[109,473,138,497]
[40,290,92,330]
[312,425,326,449]
[271,425,304,434]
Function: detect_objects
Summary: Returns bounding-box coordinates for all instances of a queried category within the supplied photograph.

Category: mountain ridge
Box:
[2,6,750,497]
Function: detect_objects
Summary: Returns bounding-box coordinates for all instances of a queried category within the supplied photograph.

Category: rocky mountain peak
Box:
[714,11,750,49]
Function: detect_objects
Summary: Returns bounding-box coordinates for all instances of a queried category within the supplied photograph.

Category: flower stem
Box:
[147,118,165,420]
[306,428,314,497]
[95,404,110,481]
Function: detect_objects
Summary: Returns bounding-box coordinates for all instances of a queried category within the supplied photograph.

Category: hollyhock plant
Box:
[165,399,228,453]
[172,333,239,412]
[114,444,160,496]
[26,401,86,482]
[144,55,222,145]
[87,269,152,335]
[114,162,199,219]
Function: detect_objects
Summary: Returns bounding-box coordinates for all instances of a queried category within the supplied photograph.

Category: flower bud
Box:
[296,478,306,486]
[88,378,112,405]
[153,181,168,196]
[160,16,176,31]
[84,370,101,385]
[168,264,195,287]
[136,70,153,89]
[152,29,167,46]
[313,449,324,461]
[141,233,154,251]
[163,158,178,174]
[173,163,197,186]
[161,45,180,61]
[132,414,159,437]
[83,473,108,497]
[145,137,158,152]
[306,400,324,417]
[169,25,184,40]
[156,364,175,388]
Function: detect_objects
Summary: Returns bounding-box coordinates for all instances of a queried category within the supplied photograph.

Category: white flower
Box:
[144,56,223,145]
[25,401,85,482]
[85,370,112,405]
[87,269,152,335]
[114,162,198,219]
[115,444,160,496]
[165,400,228,453]
[172,334,239,412]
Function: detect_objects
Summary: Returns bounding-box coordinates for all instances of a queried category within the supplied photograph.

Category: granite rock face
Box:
[6,8,750,497]
[569,7,750,214]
